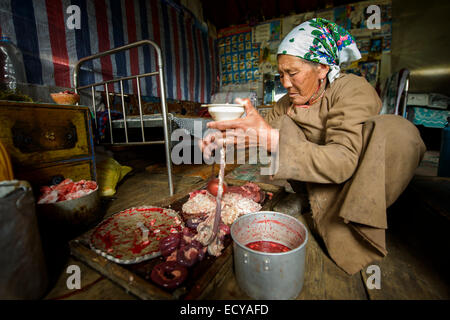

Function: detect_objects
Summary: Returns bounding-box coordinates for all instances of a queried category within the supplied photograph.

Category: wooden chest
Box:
[0,101,96,191]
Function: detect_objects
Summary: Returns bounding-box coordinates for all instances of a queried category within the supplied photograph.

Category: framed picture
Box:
[217,29,260,84]
[369,37,383,60]
[359,60,379,87]
[356,38,370,53]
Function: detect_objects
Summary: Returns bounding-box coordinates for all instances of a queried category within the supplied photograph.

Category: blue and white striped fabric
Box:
[0,0,218,103]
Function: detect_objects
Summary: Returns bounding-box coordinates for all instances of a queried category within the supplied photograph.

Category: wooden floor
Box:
[43,156,450,300]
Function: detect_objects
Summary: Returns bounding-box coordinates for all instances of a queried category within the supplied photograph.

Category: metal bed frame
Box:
[395,69,410,118]
[73,40,174,196]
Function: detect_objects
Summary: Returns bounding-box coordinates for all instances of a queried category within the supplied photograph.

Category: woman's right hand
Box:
[206,98,270,132]
[198,98,279,159]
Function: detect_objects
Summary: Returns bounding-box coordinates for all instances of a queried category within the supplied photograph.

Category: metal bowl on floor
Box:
[37,188,103,234]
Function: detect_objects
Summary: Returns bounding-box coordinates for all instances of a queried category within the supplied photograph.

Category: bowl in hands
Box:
[201,103,245,121]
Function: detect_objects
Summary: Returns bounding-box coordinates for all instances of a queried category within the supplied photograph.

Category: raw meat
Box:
[226,182,265,203]
[37,179,97,204]
[180,181,264,258]
[221,192,262,225]
[181,190,216,218]
[193,212,229,256]
[181,184,263,226]
[193,213,216,245]
[206,227,228,257]
[150,261,188,289]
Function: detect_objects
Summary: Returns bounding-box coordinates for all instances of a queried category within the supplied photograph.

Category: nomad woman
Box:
[201,19,426,274]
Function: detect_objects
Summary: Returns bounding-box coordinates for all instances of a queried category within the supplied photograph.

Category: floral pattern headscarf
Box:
[277,18,361,83]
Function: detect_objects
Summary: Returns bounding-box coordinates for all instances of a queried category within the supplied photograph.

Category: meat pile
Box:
[37,179,98,204]
[181,190,216,218]
[181,182,264,256]
[151,225,230,290]
[182,182,264,225]
[150,182,266,290]
[226,183,266,204]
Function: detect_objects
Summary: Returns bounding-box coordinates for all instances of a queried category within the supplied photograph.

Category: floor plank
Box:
[105,171,203,216]
[409,176,450,220]
[361,185,450,300]
[296,215,367,300]
[44,257,136,300]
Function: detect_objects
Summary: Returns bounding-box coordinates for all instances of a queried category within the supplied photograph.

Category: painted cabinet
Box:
[0,101,96,191]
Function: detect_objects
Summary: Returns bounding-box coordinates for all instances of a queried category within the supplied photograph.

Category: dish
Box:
[90,206,184,264]
[201,103,244,121]
[51,90,80,105]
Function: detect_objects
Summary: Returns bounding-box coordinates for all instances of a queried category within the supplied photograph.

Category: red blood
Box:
[131,240,151,254]
[69,183,79,193]
[130,231,152,254]
[146,207,164,213]
[245,241,291,253]
[95,231,117,250]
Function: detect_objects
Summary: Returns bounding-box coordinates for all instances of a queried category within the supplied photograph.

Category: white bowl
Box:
[203,104,245,121]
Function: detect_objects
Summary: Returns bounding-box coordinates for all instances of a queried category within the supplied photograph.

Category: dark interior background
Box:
[199,0,450,96]
[200,0,356,30]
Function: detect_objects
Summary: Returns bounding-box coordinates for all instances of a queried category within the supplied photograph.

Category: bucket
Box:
[0,181,48,299]
[230,211,308,300]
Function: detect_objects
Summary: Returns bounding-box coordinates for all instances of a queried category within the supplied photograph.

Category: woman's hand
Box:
[198,98,279,158]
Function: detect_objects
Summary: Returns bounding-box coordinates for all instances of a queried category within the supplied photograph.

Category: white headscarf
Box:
[278,18,361,83]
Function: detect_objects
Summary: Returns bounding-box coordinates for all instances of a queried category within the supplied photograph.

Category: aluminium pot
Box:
[230,211,308,300]
[37,188,102,236]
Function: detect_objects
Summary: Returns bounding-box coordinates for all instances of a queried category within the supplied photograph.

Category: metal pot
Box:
[37,188,102,233]
[230,211,308,300]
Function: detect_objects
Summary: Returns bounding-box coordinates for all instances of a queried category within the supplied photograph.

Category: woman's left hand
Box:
[198,98,279,158]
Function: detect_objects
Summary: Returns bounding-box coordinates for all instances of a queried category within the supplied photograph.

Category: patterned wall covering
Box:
[0,0,219,103]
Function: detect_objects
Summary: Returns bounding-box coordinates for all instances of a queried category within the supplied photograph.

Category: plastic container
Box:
[0,36,26,91]
[230,211,308,300]
[438,117,450,177]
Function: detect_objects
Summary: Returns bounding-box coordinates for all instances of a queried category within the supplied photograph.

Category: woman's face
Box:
[277,55,328,105]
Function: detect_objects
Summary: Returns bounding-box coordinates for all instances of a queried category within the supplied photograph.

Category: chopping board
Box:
[68,178,284,300]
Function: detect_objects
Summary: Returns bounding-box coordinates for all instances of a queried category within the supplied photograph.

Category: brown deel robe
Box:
[265,73,426,275]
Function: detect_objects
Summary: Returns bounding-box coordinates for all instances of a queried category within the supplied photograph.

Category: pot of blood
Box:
[230,211,308,300]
